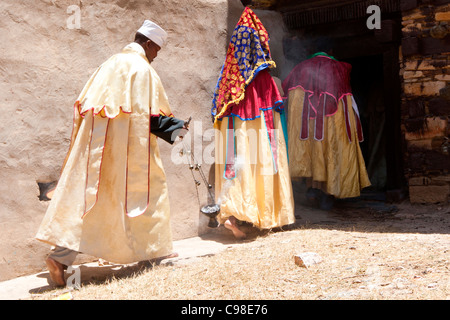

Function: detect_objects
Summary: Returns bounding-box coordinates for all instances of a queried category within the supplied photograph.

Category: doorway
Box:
[281,15,405,195]
[344,54,386,191]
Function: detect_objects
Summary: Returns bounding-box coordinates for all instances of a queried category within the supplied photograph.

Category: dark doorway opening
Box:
[281,13,405,197]
[344,54,386,191]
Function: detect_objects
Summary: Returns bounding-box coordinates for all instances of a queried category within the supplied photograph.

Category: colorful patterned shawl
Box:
[211,7,276,122]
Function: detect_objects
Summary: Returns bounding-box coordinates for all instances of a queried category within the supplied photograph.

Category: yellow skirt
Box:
[287,88,371,198]
[214,111,295,229]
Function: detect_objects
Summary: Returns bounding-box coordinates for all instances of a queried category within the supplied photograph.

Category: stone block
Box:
[428,98,450,115]
[433,175,450,183]
[406,117,447,140]
[417,60,438,71]
[431,176,450,186]
[435,74,450,81]
[404,81,447,96]
[404,82,423,95]
[402,19,414,27]
[435,12,450,21]
[407,138,433,151]
[404,59,448,72]
[409,185,450,203]
[409,176,431,186]
[403,70,424,79]
[404,60,419,71]
[423,81,447,96]
[409,175,448,186]
[404,11,426,21]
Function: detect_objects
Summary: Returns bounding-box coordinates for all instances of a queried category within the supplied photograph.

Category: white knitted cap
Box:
[137,20,167,48]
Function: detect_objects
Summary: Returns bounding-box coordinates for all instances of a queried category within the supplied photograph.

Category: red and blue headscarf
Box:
[212,8,289,180]
[211,7,276,123]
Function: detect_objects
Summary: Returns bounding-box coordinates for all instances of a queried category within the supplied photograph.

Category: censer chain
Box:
[181,140,214,200]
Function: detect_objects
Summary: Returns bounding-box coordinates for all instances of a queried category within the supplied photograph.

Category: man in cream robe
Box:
[36,21,185,286]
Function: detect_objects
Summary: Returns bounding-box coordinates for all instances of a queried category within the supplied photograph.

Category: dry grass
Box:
[32,202,449,300]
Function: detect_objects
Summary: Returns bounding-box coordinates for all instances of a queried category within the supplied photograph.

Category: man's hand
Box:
[178,117,191,140]
[177,117,191,140]
[183,116,192,130]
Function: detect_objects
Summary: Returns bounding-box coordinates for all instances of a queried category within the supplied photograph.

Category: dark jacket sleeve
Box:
[150,115,185,145]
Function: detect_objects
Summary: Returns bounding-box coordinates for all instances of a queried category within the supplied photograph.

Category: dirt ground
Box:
[29,193,450,301]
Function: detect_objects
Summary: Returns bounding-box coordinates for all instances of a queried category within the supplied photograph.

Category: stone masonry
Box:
[400,0,450,203]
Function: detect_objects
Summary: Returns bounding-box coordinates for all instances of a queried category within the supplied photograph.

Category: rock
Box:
[427,283,438,289]
[52,292,73,300]
[294,252,323,268]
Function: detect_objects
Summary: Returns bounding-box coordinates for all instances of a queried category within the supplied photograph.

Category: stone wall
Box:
[400,0,450,203]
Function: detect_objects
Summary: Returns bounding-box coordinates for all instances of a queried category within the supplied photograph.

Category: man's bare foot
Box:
[224,216,246,239]
[45,257,66,287]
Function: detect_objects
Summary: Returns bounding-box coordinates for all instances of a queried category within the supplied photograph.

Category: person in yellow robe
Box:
[36,20,187,286]
[211,8,295,239]
[282,51,371,210]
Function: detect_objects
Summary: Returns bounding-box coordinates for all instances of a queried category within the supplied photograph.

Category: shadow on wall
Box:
[228,0,246,45]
